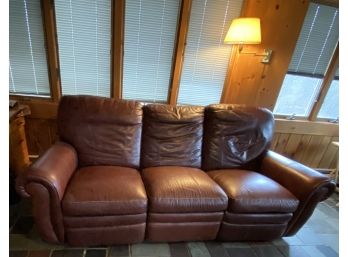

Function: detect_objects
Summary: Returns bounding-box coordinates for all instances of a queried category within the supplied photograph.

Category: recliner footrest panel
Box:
[66,223,146,246]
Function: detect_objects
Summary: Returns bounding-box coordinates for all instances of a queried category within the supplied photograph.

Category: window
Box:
[274,74,322,117]
[9,0,50,96]
[274,3,338,117]
[54,0,111,97]
[177,0,243,106]
[318,68,339,120]
[123,0,181,102]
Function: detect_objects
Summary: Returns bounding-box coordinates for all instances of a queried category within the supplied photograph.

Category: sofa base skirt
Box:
[146,212,223,242]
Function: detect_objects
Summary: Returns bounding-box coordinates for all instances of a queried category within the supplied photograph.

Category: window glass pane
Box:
[55,0,111,97]
[177,0,243,106]
[274,74,322,117]
[274,3,338,117]
[9,0,50,96]
[123,0,180,102]
[318,68,339,120]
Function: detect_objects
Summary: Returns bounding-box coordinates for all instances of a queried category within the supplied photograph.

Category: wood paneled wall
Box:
[10,116,31,174]
[272,119,339,169]
[25,118,58,157]
[271,133,338,169]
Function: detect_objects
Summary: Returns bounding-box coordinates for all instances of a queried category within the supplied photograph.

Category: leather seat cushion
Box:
[142,166,228,213]
[63,166,147,216]
[208,169,299,213]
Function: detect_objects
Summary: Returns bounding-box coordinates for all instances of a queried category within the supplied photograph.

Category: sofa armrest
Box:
[16,141,78,243]
[260,150,336,236]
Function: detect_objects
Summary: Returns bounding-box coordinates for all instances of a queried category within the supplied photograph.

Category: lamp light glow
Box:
[224,18,261,44]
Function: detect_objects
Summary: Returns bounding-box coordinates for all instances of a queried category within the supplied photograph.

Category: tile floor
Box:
[9,193,339,257]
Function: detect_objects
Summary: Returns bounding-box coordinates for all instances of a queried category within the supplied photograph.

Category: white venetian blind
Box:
[54,0,111,97]
[123,0,180,102]
[288,3,338,77]
[9,0,50,96]
[177,0,243,106]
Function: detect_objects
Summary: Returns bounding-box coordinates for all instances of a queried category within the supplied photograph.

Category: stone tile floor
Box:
[9,193,339,257]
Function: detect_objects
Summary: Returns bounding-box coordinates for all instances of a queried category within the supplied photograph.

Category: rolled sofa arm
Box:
[260,150,336,236]
[16,142,78,243]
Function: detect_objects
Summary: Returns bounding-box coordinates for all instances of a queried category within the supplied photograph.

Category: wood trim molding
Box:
[220,45,239,103]
[311,0,338,8]
[308,43,339,121]
[111,0,125,99]
[168,0,192,105]
[275,119,339,137]
[9,98,59,119]
[41,0,61,102]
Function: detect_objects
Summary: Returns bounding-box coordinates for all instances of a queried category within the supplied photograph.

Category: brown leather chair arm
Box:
[16,141,78,243]
[260,150,336,235]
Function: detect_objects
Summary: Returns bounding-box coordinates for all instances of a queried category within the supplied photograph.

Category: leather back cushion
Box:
[202,104,274,171]
[57,95,143,168]
[141,104,204,168]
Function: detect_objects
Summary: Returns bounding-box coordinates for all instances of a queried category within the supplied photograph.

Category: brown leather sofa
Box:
[16,95,335,246]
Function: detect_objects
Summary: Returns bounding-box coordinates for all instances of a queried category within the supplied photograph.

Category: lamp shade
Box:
[224,18,261,44]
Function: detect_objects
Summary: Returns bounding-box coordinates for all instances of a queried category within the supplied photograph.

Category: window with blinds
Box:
[9,0,50,96]
[177,0,243,106]
[274,3,338,117]
[54,0,111,97]
[123,0,181,102]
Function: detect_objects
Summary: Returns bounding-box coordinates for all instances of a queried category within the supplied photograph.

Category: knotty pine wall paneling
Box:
[25,118,58,157]
[270,132,339,169]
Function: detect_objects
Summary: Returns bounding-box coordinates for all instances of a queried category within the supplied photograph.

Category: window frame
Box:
[308,44,339,122]
[315,75,339,122]
[121,0,183,103]
[10,0,339,125]
[8,0,245,106]
[53,0,113,97]
[274,0,339,123]
[168,0,192,105]
[274,42,339,122]
[9,0,61,102]
[41,0,62,102]
[111,0,125,99]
